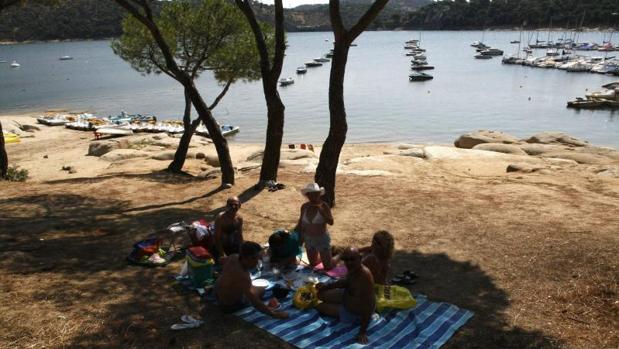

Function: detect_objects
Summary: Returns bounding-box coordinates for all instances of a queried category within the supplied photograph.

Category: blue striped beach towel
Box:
[235,270,473,349]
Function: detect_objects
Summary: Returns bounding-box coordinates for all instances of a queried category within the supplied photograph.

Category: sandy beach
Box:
[1,113,618,348]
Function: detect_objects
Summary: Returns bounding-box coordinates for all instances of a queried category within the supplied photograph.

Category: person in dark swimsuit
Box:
[214,196,244,263]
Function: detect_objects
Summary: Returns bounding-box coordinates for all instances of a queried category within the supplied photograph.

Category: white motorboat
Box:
[37,114,70,126]
[10,60,20,68]
[475,54,493,59]
[279,77,294,86]
[95,126,133,136]
[59,56,73,61]
[480,48,504,56]
[409,72,433,81]
[566,61,592,72]
[296,66,307,74]
[195,124,240,138]
[313,57,330,63]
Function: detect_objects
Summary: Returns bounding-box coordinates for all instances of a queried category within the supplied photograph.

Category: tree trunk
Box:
[185,81,235,185]
[259,82,285,182]
[315,42,350,207]
[235,0,286,185]
[0,120,7,179]
[168,89,198,173]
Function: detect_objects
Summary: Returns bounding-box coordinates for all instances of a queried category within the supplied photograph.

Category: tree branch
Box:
[329,0,346,40]
[348,0,390,42]
[113,0,188,85]
[270,0,286,81]
[208,79,233,110]
[235,0,271,77]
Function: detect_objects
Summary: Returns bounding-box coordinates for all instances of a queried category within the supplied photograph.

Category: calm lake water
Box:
[1,31,618,147]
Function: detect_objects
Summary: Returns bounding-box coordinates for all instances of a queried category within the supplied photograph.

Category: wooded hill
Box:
[0,0,617,42]
[403,0,619,30]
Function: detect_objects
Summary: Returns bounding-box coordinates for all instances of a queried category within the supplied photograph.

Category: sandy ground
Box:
[1,114,618,349]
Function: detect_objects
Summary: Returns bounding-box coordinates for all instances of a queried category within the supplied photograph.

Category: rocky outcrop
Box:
[473,143,527,155]
[101,149,149,162]
[88,139,129,157]
[205,154,220,167]
[541,152,609,165]
[454,130,520,149]
[246,149,317,162]
[525,132,588,147]
[506,163,544,173]
[519,144,570,156]
[150,151,176,161]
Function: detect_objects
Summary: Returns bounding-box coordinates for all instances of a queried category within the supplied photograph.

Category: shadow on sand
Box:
[0,192,559,348]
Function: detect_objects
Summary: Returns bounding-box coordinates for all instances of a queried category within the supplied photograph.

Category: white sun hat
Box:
[300,182,325,196]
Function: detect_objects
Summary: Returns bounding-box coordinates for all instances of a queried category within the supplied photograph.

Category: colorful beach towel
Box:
[234,269,473,349]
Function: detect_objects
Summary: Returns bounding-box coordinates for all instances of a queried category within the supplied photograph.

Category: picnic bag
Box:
[375,284,417,312]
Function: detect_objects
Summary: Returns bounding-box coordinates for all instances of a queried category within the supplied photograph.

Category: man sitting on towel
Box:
[316,247,376,344]
[215,241,289,319]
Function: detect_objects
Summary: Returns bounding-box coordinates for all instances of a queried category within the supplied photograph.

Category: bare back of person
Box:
[215,255,250,306]
[362,253,389,285]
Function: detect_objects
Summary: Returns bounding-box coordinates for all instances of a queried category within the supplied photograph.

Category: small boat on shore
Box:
[296,66,307,74]
[195,124,240,138]
[37,114,70,126]
[279,77,294,86]
[94,126,133,137]
[409,72,433,81]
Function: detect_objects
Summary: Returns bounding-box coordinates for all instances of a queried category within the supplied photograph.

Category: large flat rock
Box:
[525,132,588,147]
[473,143,528,156]
[454,130,520,149]
[101,149,149,162]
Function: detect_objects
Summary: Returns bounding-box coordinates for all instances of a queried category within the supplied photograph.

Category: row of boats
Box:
[471,42,505,59]
[503,53,619,75]
[567,82,619,109]
[278,50,335,87]
[1,56,74,68]
[405,40,434,82]
[36,112,240,137]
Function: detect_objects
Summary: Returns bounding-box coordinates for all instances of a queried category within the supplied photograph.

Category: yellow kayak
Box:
[3,133,20,144]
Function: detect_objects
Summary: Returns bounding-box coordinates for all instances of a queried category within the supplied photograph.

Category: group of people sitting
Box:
[208,183,396,345]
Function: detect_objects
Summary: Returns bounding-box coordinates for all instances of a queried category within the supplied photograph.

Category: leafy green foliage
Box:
[110,0,272,84]
[5,166,28,182]
[0,0,124,41]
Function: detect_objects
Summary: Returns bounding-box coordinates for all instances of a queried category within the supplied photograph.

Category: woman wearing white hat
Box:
[295,183,335,270]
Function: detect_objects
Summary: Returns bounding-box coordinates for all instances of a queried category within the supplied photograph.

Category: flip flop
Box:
[170,321,203,330]
[391,275,416,286]
[403,270,418,279]
[181,315,201,324]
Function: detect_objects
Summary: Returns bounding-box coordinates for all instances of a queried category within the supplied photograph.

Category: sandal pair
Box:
[391,270,417,286]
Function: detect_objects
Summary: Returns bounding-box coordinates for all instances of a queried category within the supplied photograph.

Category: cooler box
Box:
[186,246,214,287]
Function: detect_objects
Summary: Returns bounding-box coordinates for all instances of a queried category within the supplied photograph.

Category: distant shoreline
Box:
[0,27,616,45]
